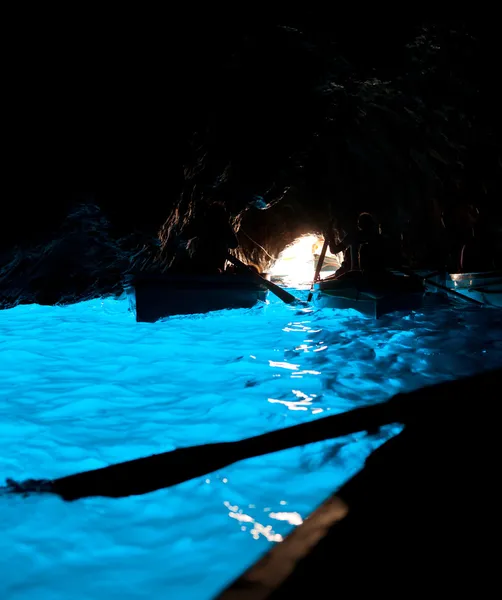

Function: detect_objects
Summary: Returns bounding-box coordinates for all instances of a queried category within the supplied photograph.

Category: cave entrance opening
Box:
[269,234,342,288]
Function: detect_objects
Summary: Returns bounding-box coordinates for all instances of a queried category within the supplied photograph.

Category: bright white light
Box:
[268,360,299,370]
[224,501,284,542]
[270,234,342,288]
[269,511,304,526]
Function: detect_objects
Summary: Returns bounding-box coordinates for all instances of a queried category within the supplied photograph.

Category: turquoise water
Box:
[1,293,502,599]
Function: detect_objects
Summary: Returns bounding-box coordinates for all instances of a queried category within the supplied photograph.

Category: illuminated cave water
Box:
[1,291,502,599]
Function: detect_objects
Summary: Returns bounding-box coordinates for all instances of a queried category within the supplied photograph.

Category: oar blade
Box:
[226,253,300,305]
[307,237,330,302]
[5,442,240,501]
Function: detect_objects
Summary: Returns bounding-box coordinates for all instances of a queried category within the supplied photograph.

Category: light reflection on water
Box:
[1,293,502,599]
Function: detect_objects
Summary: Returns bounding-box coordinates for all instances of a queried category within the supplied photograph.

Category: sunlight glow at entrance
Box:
[270,234,342,288]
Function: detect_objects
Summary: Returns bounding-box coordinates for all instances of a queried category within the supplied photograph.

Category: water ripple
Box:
[1,295,502,598]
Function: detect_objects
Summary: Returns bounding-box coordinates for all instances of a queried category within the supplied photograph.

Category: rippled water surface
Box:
[1,292,502,599]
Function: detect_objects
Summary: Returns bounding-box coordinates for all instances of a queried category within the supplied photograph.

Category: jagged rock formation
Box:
[0,204,157,308]
[157,22,502,271]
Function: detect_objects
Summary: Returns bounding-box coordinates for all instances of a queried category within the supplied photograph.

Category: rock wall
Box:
[1,22,501,307]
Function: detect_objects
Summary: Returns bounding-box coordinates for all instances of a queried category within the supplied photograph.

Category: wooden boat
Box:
[444,271,502,307]
[312,271,424,318]
[218,370,502,598]
[124,273,268,322]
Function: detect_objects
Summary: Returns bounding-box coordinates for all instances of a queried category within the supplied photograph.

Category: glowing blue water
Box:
[1,293,502,599]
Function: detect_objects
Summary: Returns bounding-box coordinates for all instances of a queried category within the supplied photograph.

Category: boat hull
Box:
[445,271,502,307]
[124,273,268,322]
[313,273,424,318]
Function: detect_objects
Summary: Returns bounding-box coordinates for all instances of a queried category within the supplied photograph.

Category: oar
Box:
[226,253,304,306]
[4,396,410,501]
[395,267,485,306]
[4,368,501,501]
[307,237,329,303]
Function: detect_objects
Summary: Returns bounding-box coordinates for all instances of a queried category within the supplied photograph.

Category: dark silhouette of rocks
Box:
[0,202,158,308]
[2,22,502,305]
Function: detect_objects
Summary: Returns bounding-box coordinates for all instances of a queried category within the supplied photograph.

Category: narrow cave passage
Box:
[268,233,342,288]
